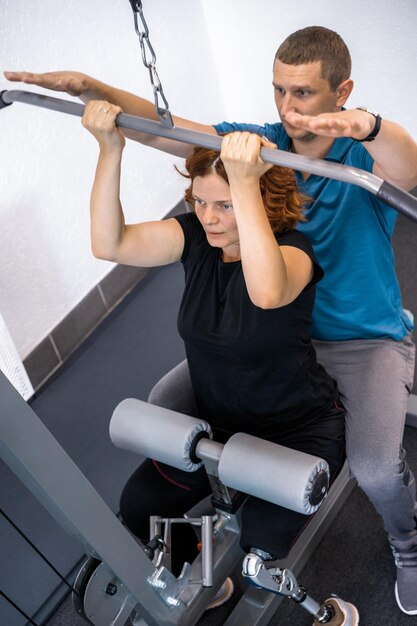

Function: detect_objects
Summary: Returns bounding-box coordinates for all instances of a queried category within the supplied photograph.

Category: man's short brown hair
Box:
[275,26,351,91]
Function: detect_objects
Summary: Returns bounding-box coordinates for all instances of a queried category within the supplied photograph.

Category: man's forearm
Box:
[4,70,209,157]
[79,78,159,120]
[366,120,417,191]
[78,78,191,154]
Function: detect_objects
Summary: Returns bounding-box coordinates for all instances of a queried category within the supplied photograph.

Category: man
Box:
[5,25,417,616]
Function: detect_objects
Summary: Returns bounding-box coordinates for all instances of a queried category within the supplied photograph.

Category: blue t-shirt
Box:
[214,121,413,341]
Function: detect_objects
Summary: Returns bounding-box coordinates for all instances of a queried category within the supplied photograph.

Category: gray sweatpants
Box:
[148,334,417,540]
[313,334,416,540]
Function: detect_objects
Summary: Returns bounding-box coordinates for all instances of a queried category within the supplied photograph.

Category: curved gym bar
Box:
[1,89,417,222]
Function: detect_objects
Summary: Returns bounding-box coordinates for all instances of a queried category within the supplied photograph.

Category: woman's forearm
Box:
[90,147,126,261]
[230,180,290,308]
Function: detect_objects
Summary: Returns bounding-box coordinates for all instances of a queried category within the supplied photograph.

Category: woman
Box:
[82,100,345,571]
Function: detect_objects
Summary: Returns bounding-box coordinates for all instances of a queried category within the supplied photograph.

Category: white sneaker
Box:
[312,597,359,626]
[390,534,417,615]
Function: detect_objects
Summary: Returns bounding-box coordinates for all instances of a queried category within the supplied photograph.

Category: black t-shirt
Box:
[175,212,338,443]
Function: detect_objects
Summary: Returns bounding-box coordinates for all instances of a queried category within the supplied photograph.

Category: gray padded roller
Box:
[218,433,329,514]
[109,398,212,472]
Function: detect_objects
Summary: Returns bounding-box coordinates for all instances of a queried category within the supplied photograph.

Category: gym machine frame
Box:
[0,371,355,625]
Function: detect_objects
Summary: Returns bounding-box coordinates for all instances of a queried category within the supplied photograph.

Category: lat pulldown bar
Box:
[2,88,417,222]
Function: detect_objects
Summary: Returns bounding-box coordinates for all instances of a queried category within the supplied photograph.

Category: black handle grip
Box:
[0,91,13,109]
[376,181,417,224]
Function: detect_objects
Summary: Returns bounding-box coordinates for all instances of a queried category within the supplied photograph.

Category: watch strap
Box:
[355,107,382,142]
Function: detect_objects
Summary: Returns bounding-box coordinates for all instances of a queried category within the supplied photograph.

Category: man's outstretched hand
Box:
[285,109,376,141]
[4,71,91,97]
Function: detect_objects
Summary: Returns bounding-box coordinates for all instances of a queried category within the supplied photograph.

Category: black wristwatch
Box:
[355,107,382,142]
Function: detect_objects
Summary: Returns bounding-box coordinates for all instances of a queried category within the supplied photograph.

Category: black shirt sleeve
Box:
[174,212,205,263]
[175,213,323,286]
[276,229,324,287]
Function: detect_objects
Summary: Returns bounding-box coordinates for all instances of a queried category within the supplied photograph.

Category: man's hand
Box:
[285,109,376,141]
[4,70,91,97]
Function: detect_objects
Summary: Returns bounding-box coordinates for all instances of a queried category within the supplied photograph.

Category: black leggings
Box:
[119,402,345,571]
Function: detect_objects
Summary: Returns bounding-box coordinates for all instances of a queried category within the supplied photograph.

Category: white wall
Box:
[1,0,416,359]
[0,0,223,358]
[202,0,417,137]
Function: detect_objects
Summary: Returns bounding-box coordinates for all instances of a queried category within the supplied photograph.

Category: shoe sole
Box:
[395,581,417,615]
[313,598,359,625]
[342,602,360,626]
[206,577,234,610]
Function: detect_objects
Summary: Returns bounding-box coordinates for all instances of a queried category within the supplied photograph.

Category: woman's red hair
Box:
[177,147,307,233]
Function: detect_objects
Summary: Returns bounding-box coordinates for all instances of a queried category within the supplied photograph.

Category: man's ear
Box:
[336,79,354,107]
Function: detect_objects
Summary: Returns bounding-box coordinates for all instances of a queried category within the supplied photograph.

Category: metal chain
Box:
[129,0,173,127]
